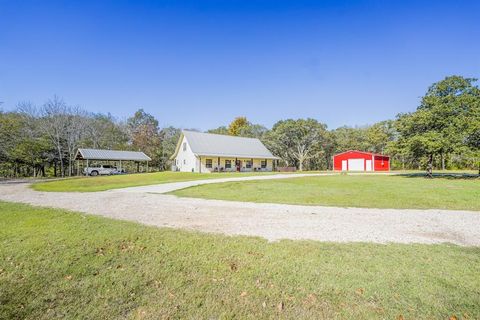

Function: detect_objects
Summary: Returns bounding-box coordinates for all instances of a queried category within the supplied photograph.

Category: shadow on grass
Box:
[397,172,480,180]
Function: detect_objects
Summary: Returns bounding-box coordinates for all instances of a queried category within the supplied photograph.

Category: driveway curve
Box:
[113,172,334,193]
[1,181,479,246]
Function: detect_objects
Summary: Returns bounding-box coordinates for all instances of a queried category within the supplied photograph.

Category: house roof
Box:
[75,148,152,161]
[171,130,279,160]
[333,150,390,158]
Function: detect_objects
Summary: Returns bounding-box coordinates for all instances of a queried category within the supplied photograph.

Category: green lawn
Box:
[1,202,479,319]
[32,171,274,192]
[172,174,480,211]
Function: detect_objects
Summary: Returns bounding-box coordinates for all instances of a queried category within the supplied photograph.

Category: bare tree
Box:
[65,106,89,176]
[39,96,69,177]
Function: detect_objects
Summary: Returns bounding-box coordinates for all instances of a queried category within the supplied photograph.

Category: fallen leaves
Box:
[229,262,238,272]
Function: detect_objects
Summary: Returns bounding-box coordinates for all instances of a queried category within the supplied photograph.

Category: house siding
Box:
[198,157,273,173]
[172,136,198,172]
[171,132,277,173]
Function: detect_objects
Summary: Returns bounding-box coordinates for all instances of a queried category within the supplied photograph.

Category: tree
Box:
[159,126,181,170]
[39,96,69,177]
[265,118,328,171]
[228,117,249,136]
[238,123,268,139]
[332,126,369,153]
[86,113,128,150]
[127,109,162,168]
[395,76,480,176]
[213,117,268,139]
[207,126,229,135]
[365,120,397,154]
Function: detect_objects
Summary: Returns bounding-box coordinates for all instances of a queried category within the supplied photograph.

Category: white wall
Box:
[172,135,276,173]
[197,157,274,173]
[172,136,198,172]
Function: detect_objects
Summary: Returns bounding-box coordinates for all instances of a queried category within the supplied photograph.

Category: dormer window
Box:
[183,142,186,151]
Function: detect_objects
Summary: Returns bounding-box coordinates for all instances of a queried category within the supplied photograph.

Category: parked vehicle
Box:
[84,165,118,176]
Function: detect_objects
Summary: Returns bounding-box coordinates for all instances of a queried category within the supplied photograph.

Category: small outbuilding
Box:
[75,148,152,173]
[333,150,390,172]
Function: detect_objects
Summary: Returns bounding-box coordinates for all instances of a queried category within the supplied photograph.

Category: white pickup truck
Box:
[84,165,118,176]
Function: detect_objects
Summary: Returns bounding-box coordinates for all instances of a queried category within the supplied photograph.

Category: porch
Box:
[198,156,276,173]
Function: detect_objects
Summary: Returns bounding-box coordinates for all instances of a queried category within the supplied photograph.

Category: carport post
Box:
[119,160,122,172]
[146,161,149,173]
[86,159,89,175]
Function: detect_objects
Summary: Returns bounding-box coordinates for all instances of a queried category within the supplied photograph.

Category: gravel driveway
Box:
[1,181,479,246]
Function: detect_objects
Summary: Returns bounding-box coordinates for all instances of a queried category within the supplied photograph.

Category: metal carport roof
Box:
[75,148,151,161]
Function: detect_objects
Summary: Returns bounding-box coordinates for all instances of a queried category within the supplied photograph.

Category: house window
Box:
[246,160,252,168]
[183,159,186,165]
[206,159,212,168]
[261,160,267,168]
[183,142,186,151]
[225,160,231,169]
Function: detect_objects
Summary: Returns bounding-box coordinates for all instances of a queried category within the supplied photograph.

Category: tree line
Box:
[0,75,479,177]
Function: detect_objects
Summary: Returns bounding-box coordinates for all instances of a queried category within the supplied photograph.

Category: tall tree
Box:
[228,116,249,136]
[86,113,129,150]
[159,126,181,170]
[39,96,69,177]
[395,76,480,176]
[127,109,162,168]
[265,118,328,171]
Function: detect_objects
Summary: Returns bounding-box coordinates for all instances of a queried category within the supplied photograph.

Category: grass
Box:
[1,201,479,319]
[172,174,480,211]
[32,171,274,192]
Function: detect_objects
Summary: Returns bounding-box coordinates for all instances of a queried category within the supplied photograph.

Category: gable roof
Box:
[76,148,151,161]
[171,130,279,160]
[333,150,390,158]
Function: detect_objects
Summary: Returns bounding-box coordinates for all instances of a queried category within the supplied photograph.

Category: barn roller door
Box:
[347,158,364,171]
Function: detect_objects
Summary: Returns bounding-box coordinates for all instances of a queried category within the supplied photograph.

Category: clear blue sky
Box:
[1,0,479,130]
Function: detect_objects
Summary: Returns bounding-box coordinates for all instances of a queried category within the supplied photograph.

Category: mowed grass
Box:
[172,174,480,211]
[32,171,273,192]
[1,202,479,319]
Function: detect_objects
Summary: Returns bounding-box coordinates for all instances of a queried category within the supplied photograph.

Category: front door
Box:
[341,160,347,171]
[365,160,372,171]
[236,160,242,172]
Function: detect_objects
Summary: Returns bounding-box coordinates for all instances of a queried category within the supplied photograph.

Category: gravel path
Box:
[114,172,334,193]
[1,182,479,246]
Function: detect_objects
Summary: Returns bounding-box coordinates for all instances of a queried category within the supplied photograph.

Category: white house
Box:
[170,130,280,173]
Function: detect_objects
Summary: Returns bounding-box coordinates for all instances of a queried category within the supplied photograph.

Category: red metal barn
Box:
[333,150,390,172]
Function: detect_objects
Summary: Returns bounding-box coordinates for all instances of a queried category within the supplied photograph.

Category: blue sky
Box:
[1,0,479,130]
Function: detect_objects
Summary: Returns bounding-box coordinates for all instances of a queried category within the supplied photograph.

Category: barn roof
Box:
[334,150,390,158]
[171,130,279,160]
[75,148,152,161]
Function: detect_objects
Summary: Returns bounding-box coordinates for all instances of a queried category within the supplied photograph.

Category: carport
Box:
[75,148,152,175]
